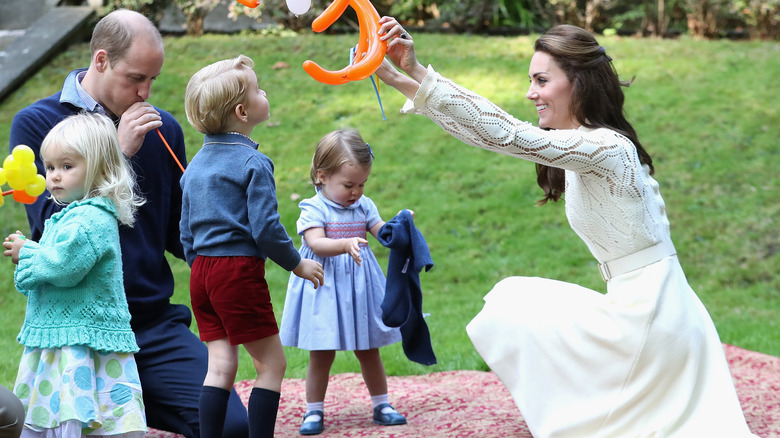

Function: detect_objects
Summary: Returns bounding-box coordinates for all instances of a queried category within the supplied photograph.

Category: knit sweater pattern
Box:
[402,67,671,263]
[15,197,139,353]
[180,133,301,271]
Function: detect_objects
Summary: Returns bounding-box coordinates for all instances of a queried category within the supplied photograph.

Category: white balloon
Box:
[286,0,311,15]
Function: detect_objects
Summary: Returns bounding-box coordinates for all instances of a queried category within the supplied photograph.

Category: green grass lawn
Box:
[0,31,778,389]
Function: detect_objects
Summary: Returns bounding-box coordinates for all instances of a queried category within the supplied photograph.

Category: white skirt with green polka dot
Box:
[13,345,146,436]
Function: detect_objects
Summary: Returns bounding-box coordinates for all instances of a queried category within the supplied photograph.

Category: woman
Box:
[375,18,757,438]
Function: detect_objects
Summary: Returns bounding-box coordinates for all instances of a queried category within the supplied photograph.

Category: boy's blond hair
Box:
[184,54,255,134]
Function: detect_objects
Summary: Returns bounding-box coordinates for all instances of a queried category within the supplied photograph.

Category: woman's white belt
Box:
[598,240,677,282]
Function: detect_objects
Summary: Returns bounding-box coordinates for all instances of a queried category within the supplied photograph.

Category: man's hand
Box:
[118,102,163,158]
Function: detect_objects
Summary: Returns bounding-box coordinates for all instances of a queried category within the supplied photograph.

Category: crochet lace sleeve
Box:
[401,66,637,175]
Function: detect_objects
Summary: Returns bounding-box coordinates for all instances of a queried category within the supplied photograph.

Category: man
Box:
[9,9,249,438]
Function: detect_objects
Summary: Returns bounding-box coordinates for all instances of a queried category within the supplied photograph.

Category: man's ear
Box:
[94,49,110,73]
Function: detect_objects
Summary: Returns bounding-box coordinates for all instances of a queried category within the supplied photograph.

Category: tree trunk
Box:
[686,0,717,38]
[584,0,602,32]
[658,0,668,36]
[643,0,653,36]
[186,9,205,36]
[755,5,779,40]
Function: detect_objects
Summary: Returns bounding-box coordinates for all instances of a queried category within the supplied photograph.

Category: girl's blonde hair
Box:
[185,54,255,134]
[41,112,145,226]
[310,129,373,187]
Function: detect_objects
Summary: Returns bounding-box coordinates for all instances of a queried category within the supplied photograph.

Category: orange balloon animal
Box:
[303,0,387,85]
[236,0,259,8]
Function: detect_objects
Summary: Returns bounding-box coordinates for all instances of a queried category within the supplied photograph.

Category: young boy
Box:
[181,54,324,438]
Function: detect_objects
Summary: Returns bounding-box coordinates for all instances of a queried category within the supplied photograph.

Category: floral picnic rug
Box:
[148,344,780,437]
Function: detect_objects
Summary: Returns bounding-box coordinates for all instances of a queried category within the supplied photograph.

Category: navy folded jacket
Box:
[377,209,436,366]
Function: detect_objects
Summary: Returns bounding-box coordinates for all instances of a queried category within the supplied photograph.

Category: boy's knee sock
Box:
[248,387,281,438]
[199,386,230,438]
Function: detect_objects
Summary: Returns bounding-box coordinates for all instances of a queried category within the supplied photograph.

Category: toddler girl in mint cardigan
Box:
[3,112,147,438]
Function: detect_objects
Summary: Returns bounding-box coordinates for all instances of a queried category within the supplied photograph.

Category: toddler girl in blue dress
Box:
[280,129,409,435]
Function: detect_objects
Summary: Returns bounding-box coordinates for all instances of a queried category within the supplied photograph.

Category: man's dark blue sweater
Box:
[9,69,187,329]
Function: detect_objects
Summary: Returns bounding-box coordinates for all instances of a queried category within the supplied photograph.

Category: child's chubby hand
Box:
[343,237,368,266]
[3,230,27,265]
[294,258,324,289]
[399,209,415,219]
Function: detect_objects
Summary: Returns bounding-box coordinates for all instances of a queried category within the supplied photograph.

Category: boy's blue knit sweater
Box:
[179,133,301,271]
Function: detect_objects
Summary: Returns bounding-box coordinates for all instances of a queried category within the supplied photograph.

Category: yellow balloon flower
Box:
[26,174,47,197]
[12,145,36,164]
[2,145,44,207]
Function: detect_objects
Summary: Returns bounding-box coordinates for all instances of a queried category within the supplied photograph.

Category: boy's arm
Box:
[246,156,302,271]
[179,195,195,267]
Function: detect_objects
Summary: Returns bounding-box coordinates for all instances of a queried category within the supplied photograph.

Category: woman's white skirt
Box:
[466,256,756,437]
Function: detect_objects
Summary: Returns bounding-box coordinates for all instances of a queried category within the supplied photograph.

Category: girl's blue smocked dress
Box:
[280,190,401,351]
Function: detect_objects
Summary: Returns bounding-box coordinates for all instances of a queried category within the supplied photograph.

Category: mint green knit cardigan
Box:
[15,197,139,353]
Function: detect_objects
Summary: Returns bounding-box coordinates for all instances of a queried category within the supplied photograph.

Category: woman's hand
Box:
[343,237,368,266]
[378,16,427,84]
[3,231,26,265]
[293,259,324,289]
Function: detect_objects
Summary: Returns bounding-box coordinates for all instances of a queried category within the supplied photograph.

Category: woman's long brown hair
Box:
[532,25,654,205]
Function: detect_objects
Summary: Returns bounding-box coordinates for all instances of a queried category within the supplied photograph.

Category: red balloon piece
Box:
[12,190,37,204]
